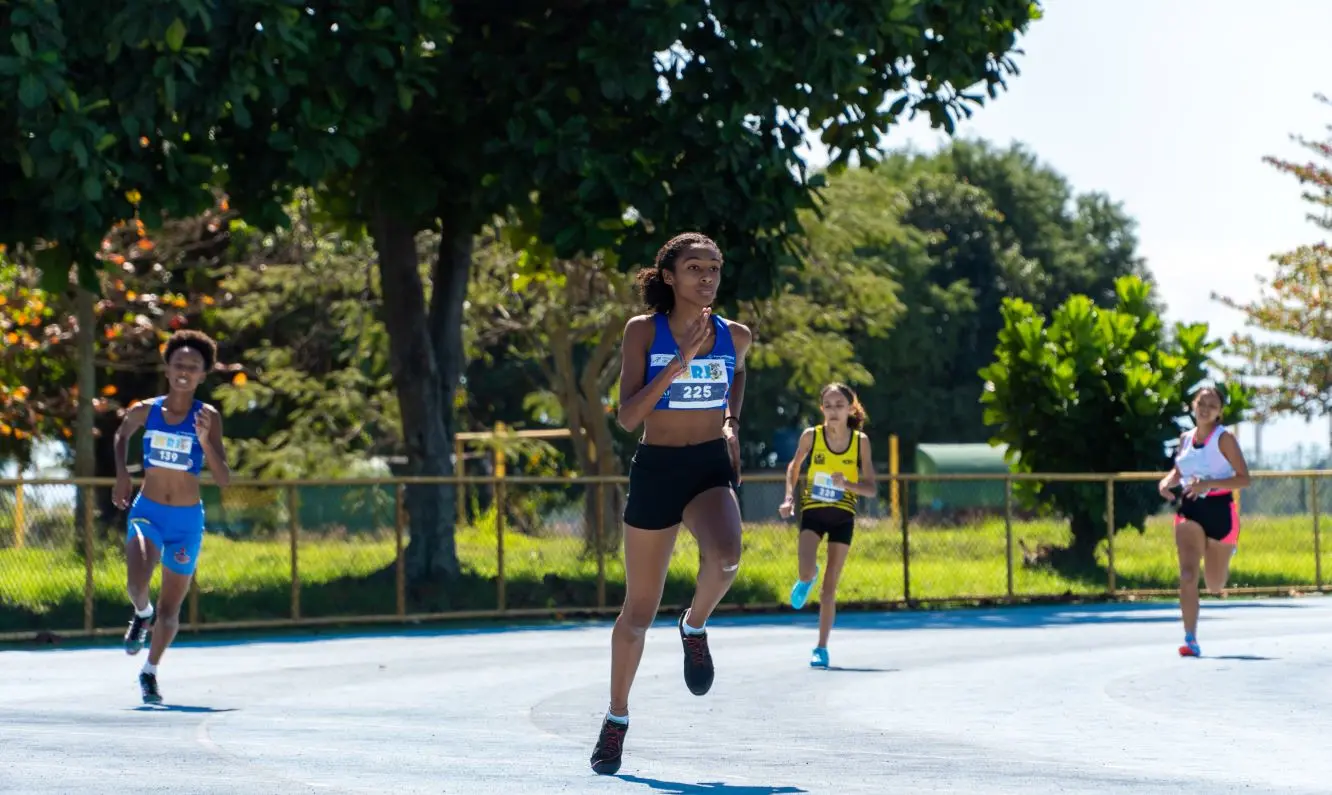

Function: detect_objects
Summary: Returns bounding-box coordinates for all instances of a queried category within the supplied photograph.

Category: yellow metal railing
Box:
[0,469,1327,642]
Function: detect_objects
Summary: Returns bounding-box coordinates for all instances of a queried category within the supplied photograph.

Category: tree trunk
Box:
[372,212,461,585]
[1058,506,1104,574]
[582,408,623,553]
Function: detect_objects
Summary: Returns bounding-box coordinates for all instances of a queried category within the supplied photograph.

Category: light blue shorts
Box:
[126,495,206,576]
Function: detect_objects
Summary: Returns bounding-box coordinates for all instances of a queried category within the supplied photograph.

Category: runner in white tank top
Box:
[1157,386,1252,657]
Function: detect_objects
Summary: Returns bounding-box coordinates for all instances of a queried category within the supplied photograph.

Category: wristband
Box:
[723,415,740,427]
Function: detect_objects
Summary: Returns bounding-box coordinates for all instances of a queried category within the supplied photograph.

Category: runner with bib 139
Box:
[779,383,876,668]
[111,330,231,704]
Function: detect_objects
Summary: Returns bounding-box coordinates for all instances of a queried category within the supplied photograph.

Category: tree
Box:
[804,141,1153,466]
[222,0,1044,585]
[209,193,403,479]
[5,2,1046,586]
[0,2,301,492]
[1214,95,1332,446]
[731,178,907,461]
[979,275,1251,569]
[0,200,231,480]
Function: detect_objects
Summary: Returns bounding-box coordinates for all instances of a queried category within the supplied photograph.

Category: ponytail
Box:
[847,397,867,431]
[635,267,674,313]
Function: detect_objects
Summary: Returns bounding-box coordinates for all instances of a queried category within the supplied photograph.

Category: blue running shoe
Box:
[1179,633,1201,657]
[789,567,819,610]
[810,647,829,668]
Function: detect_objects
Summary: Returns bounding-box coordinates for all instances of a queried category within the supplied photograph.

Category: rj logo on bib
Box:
[666,357,728,410]
[147,430,195,471]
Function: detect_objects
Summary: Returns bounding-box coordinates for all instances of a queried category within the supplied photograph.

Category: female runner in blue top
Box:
[112,329,231,704]
[590,232,752,776]
[1157,385,1251,657]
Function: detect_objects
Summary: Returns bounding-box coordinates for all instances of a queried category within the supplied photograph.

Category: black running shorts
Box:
[623,438,736,530]
[799,505,855,546]
[1175,492,1239,543]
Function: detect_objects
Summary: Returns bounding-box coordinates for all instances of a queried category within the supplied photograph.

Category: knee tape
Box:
[721,562,739,573]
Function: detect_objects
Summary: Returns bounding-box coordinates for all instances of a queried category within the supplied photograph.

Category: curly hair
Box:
[163,329,218,372]
[634,232,721,314]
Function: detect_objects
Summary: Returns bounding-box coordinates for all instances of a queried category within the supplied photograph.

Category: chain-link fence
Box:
[1,471,1328,639]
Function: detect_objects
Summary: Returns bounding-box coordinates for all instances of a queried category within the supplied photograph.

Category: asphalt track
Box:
[3,596,1331,794]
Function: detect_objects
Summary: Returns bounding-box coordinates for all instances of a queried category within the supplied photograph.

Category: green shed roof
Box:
[915,443,1012,474]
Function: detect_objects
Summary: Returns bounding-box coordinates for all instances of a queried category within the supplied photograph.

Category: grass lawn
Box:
[1,512,1326,635]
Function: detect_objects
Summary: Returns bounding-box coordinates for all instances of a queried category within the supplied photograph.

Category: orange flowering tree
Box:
[1215,94,1332,435]
[0,199,237,473]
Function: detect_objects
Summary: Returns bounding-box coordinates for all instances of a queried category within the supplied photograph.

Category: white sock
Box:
[681,609,706,636]
[142,662,157,675]
[605,711,628,725]
[135,603,154,619]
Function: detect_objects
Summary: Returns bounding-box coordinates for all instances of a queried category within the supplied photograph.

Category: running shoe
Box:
[1178,634,1201,657]
[810,646,829,668]
[124,611,153,656]
[139,672,163,705]
[789,566,820,610]
[590,717,628,775]
[678,610,715,696]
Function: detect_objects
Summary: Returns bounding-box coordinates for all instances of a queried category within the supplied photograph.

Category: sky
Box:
[800,0,1332,465]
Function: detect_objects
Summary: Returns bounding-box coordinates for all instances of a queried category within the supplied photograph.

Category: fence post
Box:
[1004,478,1014,601]
[14,472,24,549]
[83,485,94,633]
[395,483,406,617]
[455,435,466,528]
[1312,476,1322,590]
[594,481,606,609]
[1105,478,1116,595]
[288,486,300,620]
[889,434,900,526]
[495,443,507,613]
[900,477,911,603]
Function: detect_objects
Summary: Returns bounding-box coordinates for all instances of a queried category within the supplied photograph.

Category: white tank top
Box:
[1174,425,1236,486]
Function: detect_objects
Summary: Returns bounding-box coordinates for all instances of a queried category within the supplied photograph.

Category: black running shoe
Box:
[124,612,153,656]
[678,610,715,696]
[590,718,628,775]
[139,672,162,705]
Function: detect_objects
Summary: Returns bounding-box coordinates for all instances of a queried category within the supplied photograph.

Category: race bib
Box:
[665,357,729,409]
[810,472,844,502]
[147,430,196,471]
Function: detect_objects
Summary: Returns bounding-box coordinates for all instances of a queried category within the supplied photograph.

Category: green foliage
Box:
[979,275,1252,562]
[470,1,1044,298]
[210,194,401,479]
[1214,94,1332,426]
[0,202,229,466]
[807,140,1154,455]
[735,172,908,450]
[0,2,234,287]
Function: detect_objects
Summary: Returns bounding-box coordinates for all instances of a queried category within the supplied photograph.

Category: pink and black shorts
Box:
[1175,491,1239,544]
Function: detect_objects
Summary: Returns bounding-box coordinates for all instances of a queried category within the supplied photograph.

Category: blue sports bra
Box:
[141,397,207,476]
[643,313,736,411]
